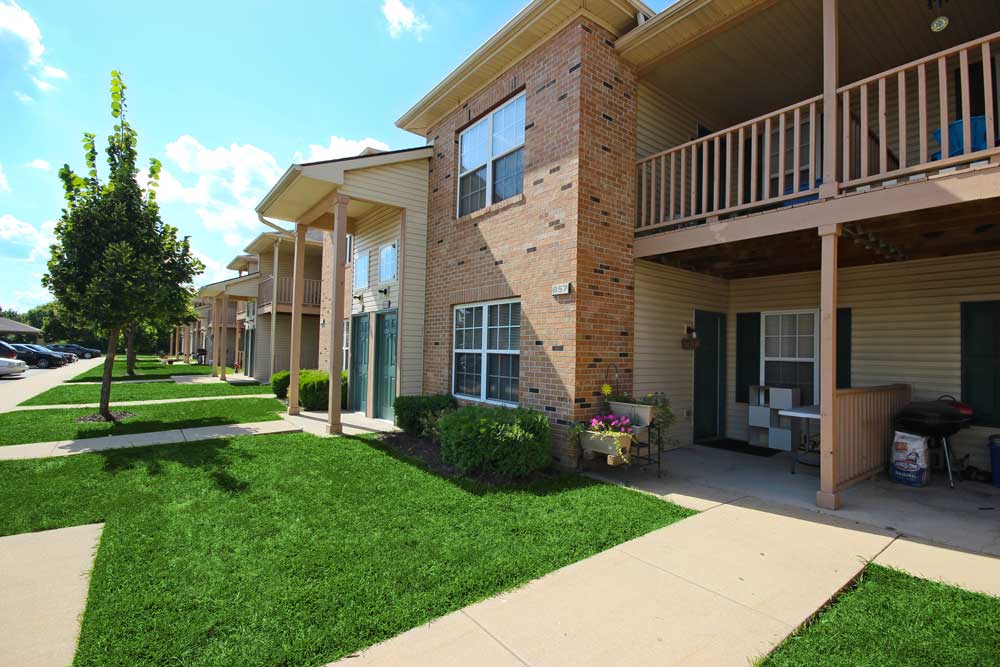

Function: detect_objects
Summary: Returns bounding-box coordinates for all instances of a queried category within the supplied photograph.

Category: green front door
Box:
[374,311,398,421]
[245,329,255,377]
[349,314,370,413]
[694,310,726,442]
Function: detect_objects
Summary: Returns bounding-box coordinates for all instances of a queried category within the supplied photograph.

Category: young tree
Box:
[44,72,202,419]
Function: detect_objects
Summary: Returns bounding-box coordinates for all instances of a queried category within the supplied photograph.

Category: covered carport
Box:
[0,317,42,343]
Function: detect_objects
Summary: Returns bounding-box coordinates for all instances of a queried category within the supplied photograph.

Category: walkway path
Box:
[333,496,897,667]
[16,393,276,410]
[0,420,300,461]
[281,409,398,437]
[0,357,104,413]
[0,523,103,667]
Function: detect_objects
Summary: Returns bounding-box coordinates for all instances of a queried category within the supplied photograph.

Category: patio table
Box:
[778,405,820,473]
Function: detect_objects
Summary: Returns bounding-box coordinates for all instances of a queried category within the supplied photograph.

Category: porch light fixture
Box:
[928,0,948,33]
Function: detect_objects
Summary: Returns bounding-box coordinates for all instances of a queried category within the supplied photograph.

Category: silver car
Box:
[0,357,28,377]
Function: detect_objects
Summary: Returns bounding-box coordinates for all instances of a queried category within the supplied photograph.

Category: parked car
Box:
[0,341,19,360]
[0,357,28,377]
[47,343,101,359]
[28,344,76,363]
[11,343,65,369]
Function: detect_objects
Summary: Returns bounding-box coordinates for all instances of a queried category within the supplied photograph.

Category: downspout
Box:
[257,213,294,237]
[269,239,280,379]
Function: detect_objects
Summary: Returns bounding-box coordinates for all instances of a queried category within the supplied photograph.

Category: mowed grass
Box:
[0,433,693,666]
[0,398,285,446]
[761,565,1000,667]
[21,381,273,406]
[68,356,233,383]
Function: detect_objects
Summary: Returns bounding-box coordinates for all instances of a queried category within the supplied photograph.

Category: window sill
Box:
[453,393,518,409]
[456,194,525,224]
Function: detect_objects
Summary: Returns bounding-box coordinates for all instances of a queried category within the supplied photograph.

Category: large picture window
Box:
[453,300,520,405]
[458,94,526,217]
[761,310,818,405]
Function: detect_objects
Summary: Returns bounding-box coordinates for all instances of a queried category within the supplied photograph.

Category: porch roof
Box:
[196,271,261,300]
[255,146,432,224]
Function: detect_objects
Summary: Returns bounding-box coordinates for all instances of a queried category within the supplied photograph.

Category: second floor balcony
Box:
[627,2,1000,244]
[257,275,322,310]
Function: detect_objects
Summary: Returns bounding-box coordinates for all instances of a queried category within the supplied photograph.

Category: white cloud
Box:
[191,248,231,286]
[32,76,53,92]
[7,286,51,311]
[24,158,49,170]
[0,214,55,262]
[381,0,429,39]
[165,135,282,208]
[13,90,32,103]
[223,233,248,248]
[0,0,43,64]
[0,163,9,192]
[293,136,391,164]
[39,64,66,79]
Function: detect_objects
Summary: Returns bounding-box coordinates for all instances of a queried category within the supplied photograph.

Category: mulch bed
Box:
[75,411,135,423]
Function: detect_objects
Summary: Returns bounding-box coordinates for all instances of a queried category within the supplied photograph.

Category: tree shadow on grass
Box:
[96,438,253,494]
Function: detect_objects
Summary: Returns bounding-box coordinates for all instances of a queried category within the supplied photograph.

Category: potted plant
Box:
[601,386,677,450]
[578,414,635,466]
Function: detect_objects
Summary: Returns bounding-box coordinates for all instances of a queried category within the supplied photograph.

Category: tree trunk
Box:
[100,327,120,422]
[125,327,137,376]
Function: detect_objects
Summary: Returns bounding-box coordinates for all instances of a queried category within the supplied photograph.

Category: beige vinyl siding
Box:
[253,313,271,382]
[350,207,401,314]
[634,260,728,447]
[343,159,429,396]
[636,80,725,159]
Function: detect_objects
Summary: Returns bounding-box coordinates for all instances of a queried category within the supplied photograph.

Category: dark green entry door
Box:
[245,329,255,377]
[349,314,370,413]
[374,311,398,421]
[694,310,727,441]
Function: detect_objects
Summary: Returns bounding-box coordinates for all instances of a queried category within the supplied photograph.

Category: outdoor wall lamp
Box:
[378,287,389,296]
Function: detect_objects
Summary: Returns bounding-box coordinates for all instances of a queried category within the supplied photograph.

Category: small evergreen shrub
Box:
[299,370,329,411]
[438,406,551,478]
[271,370,291,399]
[394,395,458,437]
[340,370,348,410]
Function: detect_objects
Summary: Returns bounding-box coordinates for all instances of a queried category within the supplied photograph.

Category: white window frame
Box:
[759,309,820,404]
[452,298,521,406]
[378,241,398,283]
[353,249,369,291]
[342,319,350,370]
[456,92,526,218]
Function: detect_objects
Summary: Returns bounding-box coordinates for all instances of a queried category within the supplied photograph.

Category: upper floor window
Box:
[458,93,525,217]
[354,250,369,290]
[379,242,398,282]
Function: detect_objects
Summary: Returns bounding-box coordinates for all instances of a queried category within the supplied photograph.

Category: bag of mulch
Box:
[890,431,930,486]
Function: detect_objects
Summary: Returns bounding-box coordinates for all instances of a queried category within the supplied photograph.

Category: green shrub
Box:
[340,370,348,410]
[394,394,458,437]
[438,406,551,478]
[271,371,291,399]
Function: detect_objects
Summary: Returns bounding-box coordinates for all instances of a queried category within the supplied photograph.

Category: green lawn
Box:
[761,565,1000,667]
[0,433,692,666]
[0,398,285,446]
[21,381,273,406]
[68,356,233,383]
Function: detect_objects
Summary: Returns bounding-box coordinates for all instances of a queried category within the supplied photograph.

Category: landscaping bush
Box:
[438,406,551,478]
[394,394,458,437]
[270,370,291,399]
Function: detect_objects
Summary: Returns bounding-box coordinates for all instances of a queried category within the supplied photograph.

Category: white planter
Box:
[608,401,654,427]
[580,431,632,466]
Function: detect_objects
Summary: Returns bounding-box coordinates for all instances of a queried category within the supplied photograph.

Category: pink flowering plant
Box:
[588,414,635,435]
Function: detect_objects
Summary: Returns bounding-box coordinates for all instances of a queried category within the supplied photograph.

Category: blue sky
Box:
[0,0,672,312]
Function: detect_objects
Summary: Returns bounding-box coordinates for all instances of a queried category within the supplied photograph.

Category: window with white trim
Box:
[761,311,818,405]
[458,94,526,217]
[353,250,369,290]
[342,319,350,370]
[453,300,520,405]
[379,242,398,282]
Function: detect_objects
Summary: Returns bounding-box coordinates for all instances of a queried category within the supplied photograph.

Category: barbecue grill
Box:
[895,395,973,488]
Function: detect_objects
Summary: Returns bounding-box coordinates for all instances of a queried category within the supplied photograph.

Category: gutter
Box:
[257,214,294,236]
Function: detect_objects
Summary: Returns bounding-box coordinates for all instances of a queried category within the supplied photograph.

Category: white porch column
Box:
[817,224,841,510]
[212,298,221,378]
[326,194,350,434]
[221,296,230,381]
[269,240,280,379]
[287,224,307,415]
[234,317,242,373]
[820,0,839,198]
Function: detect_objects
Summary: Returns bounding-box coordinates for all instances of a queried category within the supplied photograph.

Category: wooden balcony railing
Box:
[636,30,1000,232]
[255,275,322,308]
[833,384,911,492]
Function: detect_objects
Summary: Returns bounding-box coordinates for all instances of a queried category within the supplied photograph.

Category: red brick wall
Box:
[421,17,636,464]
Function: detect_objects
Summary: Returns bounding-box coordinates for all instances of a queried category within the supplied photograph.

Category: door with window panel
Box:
[762,311,817,405]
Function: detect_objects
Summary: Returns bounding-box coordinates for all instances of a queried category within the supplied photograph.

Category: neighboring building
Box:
[260,0,1000,509]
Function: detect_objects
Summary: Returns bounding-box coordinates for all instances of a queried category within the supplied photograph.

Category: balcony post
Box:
[287,223,307,415]
[326,194,350,435]
[817,223,841,510]
[269,240,280,379]
[234,316,242,374]
[820,0,839,198]
[169,327,175,357]
[212,297,221,378]
[220,296,229,381]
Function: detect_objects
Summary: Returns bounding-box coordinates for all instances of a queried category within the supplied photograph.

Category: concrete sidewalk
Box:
[16,393,276,410]
[0,357,104,413]
[0,420,301,461]
[333,496,898,667]
[0,523,103,667]
[281,409,398,437]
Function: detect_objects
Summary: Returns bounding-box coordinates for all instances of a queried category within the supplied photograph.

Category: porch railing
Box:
[636,30,1000,232]
[255,275,321,308]
[258,276,273,307]
[833,384,911,492]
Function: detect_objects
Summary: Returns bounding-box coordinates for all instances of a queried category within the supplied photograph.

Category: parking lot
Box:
[0,357,104,413]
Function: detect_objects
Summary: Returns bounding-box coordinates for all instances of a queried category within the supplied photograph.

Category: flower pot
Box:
[580,431,632,464]
[608,401,654,427]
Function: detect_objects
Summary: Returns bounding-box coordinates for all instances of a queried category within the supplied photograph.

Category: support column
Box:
[212,298,221,377]
[326,195,350,434]
[287,224,307,415]
[820,0,839,198]
[184,325,191,362]
[220,296,229,381]
[817,224,841,510]
[234,318,242,373]
[169,328,175,357]
[269,241,280,379]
